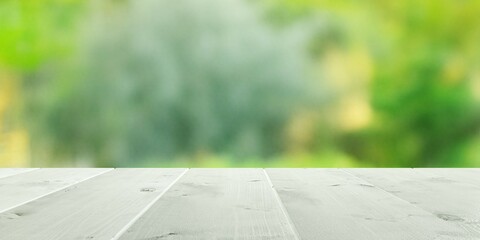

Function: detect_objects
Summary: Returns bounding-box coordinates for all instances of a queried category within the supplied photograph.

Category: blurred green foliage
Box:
[1,0,480,167]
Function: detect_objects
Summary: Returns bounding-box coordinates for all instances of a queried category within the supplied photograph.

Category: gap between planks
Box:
[340,169,471,227]
[340,169,439,214]
[262,169,301,240]
[344,168,480,238]
[0,168,113,214]
[111,168,190,240]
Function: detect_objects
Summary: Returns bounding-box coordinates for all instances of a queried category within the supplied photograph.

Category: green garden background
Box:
[1,0,480,167]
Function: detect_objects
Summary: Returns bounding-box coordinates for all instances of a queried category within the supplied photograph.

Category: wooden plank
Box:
[0,168,187,240]
[266,169,470,240]
[0,168,38,179]
[0,168,111,213]
[419,168,480,187]
[117,168,298,240]
[346,168,480,238]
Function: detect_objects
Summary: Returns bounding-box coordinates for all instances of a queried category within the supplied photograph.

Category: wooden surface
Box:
[0,168,478,240]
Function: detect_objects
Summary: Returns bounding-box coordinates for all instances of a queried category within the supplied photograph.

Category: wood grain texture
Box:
[347,168,480,239]
[0,168,38,179]
[118,168,298,240]
[0,168,111,213]
[1,168,479,240]
[266,169,469,240]
[0,168,186,240]
[419,168,480,187]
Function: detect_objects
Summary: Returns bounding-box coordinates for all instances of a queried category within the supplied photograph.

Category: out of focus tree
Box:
[266,0,480,167]
[0,0,84,166]
[34,0,312,166]
[3,0,480,167]
[364,1,480,166]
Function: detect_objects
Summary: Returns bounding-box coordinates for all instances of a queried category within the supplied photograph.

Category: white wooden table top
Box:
[0,168,479,240]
